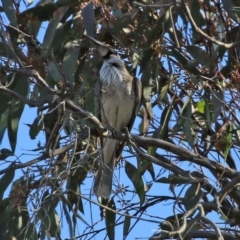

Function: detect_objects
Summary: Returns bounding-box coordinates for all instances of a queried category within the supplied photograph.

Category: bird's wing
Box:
[128,77,142,132]
[94,78,105,149]
[115,77,142,159]
[94,79,102,122]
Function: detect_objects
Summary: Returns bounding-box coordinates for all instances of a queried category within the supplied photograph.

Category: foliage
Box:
[0,0,240,239]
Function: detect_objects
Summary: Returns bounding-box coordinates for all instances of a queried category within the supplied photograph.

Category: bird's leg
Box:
[107,126,117,138]
[122,127,131,141]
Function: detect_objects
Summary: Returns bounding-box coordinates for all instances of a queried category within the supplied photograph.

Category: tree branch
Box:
[183,2,240,49]
[0,66,57,93]
[130,135,237,178]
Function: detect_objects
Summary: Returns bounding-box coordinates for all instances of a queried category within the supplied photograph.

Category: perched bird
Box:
[86,35,142,199]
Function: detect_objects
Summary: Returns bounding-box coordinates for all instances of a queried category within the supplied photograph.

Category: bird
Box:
[86,35,142,199]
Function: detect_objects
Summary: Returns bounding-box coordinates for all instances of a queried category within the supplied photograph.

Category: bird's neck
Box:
[100,56,128,86]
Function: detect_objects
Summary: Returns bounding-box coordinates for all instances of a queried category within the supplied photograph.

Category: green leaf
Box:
[47,61,63,83]
[139,103,152,135]
[111,9,138,35]
[196,100,205,114]
[2,0,18,27]
[27,20,42,39]
[20,3,58,21]
[6,76,28,152]
[0,44,11,60]
[147,127,161,156]
[178,96,193,147]
[123,212,131,238]
[158,77,171,102]
[25,223,38,240]
[185,46,215,72]
[17,201,37,239]
[138,155,155,180]
[147,7,173,44]
[182,113,193,146]
[105,198,116,240]
[66,176,78,209]
[159,106,172,140]
[62,42,80,84]
[8,102,26,152]
[189,0,205,28]
[160,214,184,232]
[0,74,17,120]
[56,0,79,5]
[222,0,240,22]
[0,208,11,238]
[155,177,170,184]
[0,148,14,160]
[8,206,24,238]
[132,52,140,70]
[78,193,84,214]
[41,6,68,57]
[28,115,43,140]
[182,183,203,211]
[0,164,15,200]
[8,101,22,153]
[221,123,234,159]
[0,198,10,224]
[204,100,213,128]
[212,88,224,122]
[166,49,201,75]
[125,161,145,206]
[143,77,155,102]
[39,190,59,238]
[140,48,154,76]
[82,1,94,37]
[52,20,72,53]
[0,108,9,144]
[156,174,190,185]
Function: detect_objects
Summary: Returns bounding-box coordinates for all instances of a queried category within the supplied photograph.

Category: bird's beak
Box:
[85,35,113,57]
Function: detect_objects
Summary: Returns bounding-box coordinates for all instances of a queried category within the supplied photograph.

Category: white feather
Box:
[100,56,126,86]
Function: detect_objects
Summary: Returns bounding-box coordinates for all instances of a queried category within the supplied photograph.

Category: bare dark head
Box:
[86,35,116,58]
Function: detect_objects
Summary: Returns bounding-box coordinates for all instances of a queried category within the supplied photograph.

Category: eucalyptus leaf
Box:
[125,161,145,206]
[105,198,116,240]
[2,0,18,27]
[0,164,15,200]
[182,183,203,211]
[186,46,215,72]
[123,212,131,238]
[62,42,80,83]
[41,6,68,57]
[82,1,94,37]
[0,148,14,160]
[212,88,224,122]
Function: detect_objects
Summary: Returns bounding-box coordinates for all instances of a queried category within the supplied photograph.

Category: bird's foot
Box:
[122,127,131,141]
[108,127,117,138]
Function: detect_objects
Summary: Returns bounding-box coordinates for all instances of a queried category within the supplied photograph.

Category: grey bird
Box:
[87,35,142,199]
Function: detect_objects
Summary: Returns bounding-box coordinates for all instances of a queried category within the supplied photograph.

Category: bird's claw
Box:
[108,127,117,138]
[122,127,131,140]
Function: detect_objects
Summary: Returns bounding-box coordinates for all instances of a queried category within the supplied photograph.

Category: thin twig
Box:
[183,1,240,49]
[133,1,175,8]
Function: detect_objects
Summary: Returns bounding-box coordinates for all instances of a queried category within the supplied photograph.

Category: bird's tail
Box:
[93,139,117,199]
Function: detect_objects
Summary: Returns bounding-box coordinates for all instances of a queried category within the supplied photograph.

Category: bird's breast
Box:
[100,81,135,131]
[99,57,135,130]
